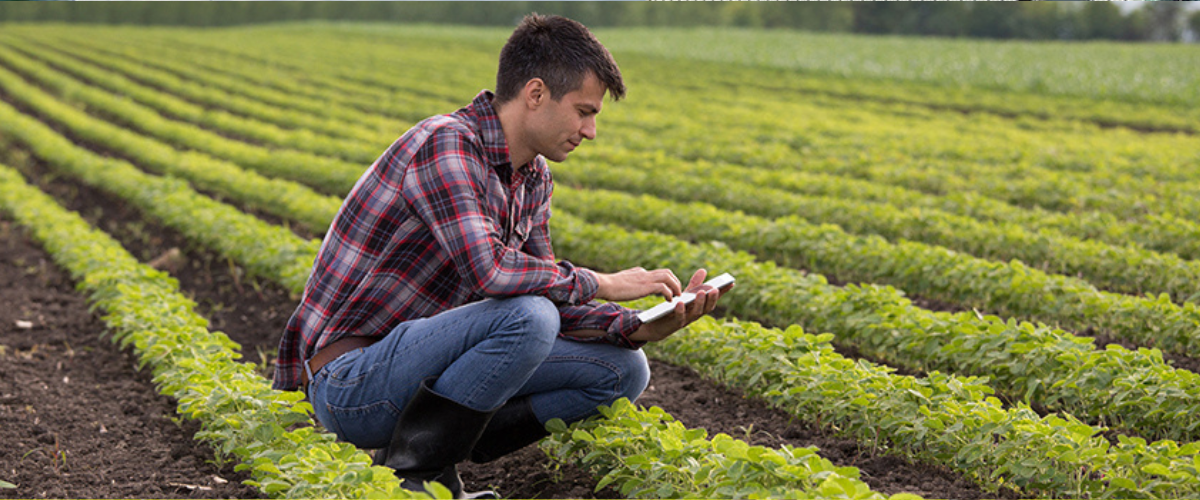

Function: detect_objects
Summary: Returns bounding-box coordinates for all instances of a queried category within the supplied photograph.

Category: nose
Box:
[581,115,596,141]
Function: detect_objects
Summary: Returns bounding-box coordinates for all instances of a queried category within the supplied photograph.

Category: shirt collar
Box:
[470,90,542,178]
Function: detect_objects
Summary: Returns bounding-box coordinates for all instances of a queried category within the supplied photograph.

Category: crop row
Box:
[0,90,895,499]
[0,40,363,197]
[0,56,341,235]
[9,69,1200,448]
[550,200,1200,444]
[617,295,1200,499]
[551,184,1200,359]
[7,33,1200,310]
[615,64,1199,182]
[18,32,407,145]
[270,26,1200,191]
[14,87,1200,494]
[18,25,1200,231]
[10,34,1200,444]
[557,214,1200,497]
[559,218,1200,498]
[9,30,393,152]
[0,94,320,294]
[590,88,1200,223]
[552,160,1200,305]
[1,30,420,162]
[4,158,849,500]
[26,27,455,125]
[23,24,1200,194]
[32,25,1200,248]
[155,23,1200,136]
[0,33,379,165]
[541,399,898,500]
[9,23,1200,491]
[608,32,1200,133]
[578,147,1200,263]
[135,25,487,106]
[4,118,1195,496]
[0,163,412,499]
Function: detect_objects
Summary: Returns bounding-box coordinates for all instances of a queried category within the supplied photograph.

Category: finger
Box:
[705,289,720,314]
[660,269,683,298]
[698,289,716,316]
[685,290,707,319]
[687,268,707,291]
[673,300,689,327]
[658,283,674,301]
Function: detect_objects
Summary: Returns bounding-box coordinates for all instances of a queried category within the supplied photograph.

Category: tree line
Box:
[1,1,1195,43]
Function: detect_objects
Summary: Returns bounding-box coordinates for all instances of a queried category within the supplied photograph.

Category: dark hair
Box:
[494,14,625,104]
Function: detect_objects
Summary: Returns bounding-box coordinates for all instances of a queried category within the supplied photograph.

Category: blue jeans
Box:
[306,295,651,449]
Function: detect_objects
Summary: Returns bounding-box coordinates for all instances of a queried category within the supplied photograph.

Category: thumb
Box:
[688,268,707,290]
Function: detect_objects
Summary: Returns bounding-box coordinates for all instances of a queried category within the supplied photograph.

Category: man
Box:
[273,13,729,498]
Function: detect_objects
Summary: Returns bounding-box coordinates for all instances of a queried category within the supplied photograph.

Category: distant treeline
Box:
[1,1,1195,43]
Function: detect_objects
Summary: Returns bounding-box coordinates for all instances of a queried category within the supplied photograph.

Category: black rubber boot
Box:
[469,395,551,464]
[373,378,499,499]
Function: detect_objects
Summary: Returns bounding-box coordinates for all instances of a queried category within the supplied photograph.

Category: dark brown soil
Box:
[0,219,261,500]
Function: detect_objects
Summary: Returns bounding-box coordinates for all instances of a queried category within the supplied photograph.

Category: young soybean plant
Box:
[541,398,918,500]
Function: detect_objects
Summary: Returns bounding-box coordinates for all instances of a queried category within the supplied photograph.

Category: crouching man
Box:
[272,13,728,499]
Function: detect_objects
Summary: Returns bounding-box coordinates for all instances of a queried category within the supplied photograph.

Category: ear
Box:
[523,78,548,110]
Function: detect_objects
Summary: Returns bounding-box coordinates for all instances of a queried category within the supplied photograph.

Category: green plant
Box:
[0,164,418,498]
[542,399,909,500]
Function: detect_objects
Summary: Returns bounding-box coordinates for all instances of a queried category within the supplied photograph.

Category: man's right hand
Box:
[593,267,682,302]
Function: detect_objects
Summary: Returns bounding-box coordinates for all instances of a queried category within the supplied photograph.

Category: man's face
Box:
[529,72,604,163]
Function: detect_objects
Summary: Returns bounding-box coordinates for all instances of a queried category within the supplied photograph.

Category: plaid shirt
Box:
[273,90,643,391]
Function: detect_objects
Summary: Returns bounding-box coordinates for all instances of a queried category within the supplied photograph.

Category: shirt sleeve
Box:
[520,169,643,348]
[558,301,646,349]
[403,127,597,305]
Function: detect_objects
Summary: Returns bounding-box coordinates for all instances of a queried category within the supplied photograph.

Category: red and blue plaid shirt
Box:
[273,90,642,391]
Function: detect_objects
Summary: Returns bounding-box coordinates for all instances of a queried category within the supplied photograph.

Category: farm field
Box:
[1,21,1199,499]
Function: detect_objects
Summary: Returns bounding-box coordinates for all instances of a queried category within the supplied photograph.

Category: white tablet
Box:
[636,273,735,323]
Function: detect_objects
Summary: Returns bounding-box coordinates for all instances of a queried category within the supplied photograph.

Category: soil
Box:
[0,148,1022,499]
[0,219,261,500]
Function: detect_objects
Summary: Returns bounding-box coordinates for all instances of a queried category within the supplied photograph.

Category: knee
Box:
[614,348,651,403]
[506,295,560,347]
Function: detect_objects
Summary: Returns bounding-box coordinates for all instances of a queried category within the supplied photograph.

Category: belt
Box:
[300,336,380,389]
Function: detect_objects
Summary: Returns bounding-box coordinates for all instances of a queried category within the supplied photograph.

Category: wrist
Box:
[628,322,660,343]
[592,271,610,300]
[628,324,646,343]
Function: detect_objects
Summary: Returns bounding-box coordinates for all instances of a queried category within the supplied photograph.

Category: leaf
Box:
[545,418,568,434]
[0,480,15,489]
[1140,463,1172,476]
[1107,477,1138,491]
[595,471,620,491]
[425,480,455,499]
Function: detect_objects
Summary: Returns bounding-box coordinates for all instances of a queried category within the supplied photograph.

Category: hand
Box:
[594,267,682,302]
[629,269,733,343]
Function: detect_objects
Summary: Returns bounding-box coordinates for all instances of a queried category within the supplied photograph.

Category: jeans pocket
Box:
[325,348,369,388]
[324,400,401,449]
